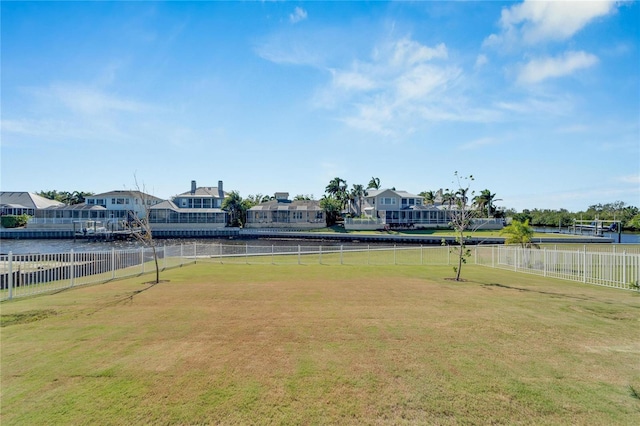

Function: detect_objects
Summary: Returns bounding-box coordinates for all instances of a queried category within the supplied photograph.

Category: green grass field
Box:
[2,263,639,424]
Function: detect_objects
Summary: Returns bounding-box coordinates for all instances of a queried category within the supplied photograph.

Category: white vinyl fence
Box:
[2,243,639,301]
[476,245,640,291]
[0,244,452,301]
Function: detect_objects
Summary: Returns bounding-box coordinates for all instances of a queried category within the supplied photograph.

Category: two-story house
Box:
[148,180,227,229]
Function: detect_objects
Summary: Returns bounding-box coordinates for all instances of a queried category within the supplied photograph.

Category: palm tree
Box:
[222,191,246,227]
[325,177,348,211]
[419,190,436,206]
[350,184,367,217]
[474,189,498,217]
[500,219,538,248]
[442,191,455,209]
[367,177,381,190]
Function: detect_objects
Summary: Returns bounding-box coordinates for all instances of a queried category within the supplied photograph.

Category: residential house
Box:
[245,192,325,229]
[346,188,452,230]
[0,192,64,216]
[85,190,164,221]
[148,180,227,229]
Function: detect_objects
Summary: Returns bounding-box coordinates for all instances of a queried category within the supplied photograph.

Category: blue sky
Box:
[2,1,638,212]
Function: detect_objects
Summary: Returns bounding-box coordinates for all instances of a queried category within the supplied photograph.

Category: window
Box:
[87,199,95,205]
[112,198,116,204]
[409,199,415,206]
[381,197,396,205]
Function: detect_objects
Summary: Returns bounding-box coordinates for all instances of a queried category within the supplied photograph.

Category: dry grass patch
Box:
[1,264,639,424]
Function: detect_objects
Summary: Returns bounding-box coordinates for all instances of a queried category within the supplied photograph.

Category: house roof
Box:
[249,200,322,212]
[88,190,163,202]
[176,187,226,199]
[150,200,224,213]
[366,189,422,199]
[0,192,65,209]
[44,203,107,212]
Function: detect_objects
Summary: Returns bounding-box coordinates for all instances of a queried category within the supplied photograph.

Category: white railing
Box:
[2,244,638,301]
[476,245,640,291]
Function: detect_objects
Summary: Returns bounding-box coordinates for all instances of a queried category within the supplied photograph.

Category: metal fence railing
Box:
[2,243,639,301]
[475,245,640,291]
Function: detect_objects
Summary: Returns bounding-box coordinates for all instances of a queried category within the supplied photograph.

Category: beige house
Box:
[245,193,325,229]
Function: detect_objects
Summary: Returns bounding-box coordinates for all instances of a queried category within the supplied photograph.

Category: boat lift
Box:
[571,218,622,243]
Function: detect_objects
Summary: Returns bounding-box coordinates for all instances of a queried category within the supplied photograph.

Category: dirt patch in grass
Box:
[1,309,57,327]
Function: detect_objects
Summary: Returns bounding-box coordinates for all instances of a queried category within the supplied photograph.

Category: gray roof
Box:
[88,190,163,202]
[150,200,224,213]
[366,188,422,198]
[0,192,64,209]
[44,204,107,212]
[176,187,225,199]
[249,200,322,212]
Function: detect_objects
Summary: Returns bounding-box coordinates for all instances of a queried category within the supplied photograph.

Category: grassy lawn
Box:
[1,263,639,424]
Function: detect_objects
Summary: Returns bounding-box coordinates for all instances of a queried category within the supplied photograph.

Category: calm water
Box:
[1,233,639,254]
[0,238,355,255]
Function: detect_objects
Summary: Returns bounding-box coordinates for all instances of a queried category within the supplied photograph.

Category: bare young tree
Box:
[130,176,161,284]
[444,172,480,281]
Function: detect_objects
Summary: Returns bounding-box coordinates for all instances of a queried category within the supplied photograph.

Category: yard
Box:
[1,263,639,424]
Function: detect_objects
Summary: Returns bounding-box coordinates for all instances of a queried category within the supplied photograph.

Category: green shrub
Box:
[1,214,30,228]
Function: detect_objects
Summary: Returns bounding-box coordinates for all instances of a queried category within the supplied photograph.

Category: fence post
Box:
[163,245,166,270]
[141,247,145,274]
[340,245,343,265]
[394,245,397,265]
[492,246,495,268]
[69,250,75,287]
[420,245,423,265]
[319,246,322,265]
[514,248,518,272]
[582,248,587,283]
[8,252,13,300]
[543,248,547,277]
[111,248,116,279]
[367,244,370,265]
[180,243,184,266]
[623,250,626,285]
[220,242,223,264]
[298,245,301,265]
[246,243,249,265]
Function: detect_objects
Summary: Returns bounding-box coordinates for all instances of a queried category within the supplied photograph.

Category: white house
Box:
[148,180,227,229]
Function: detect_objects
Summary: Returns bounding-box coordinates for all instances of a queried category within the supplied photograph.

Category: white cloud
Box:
[330,68,377,91]
[474,54,488,69]
[619,174,640,185]
[517,51,598,84]
[316,37,474,135]
[486,0,618,46]
[289,7,307,24]
[457,137,500,151]
[29,83,153,116]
